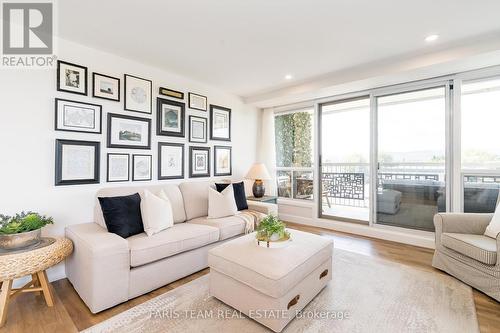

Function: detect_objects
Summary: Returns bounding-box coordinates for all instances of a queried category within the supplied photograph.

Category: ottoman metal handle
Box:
[287,295,300,309]
[319,269,328,279]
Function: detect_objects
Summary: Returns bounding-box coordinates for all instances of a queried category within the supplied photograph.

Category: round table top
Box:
[0,237,73,281]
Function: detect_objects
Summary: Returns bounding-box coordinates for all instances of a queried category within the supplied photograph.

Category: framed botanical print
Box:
[93,73,120,101]
[188,92,207,111]
[55,98,102,134]
[159,87,184,100]
[157,98,185,137]
[214,146,232,176]
[55,139,100,186]
[189,146,210,178]
[124,74,152,114]
[107,113,151,149]
[158,143,184,180]
[107,153,129,182]
[210,104,231,141]
[132,154,152,181]
[57,60,88,95]
[189,116,207,143]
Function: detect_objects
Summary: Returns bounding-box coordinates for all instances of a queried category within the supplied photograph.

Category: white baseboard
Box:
[280,213,435,249]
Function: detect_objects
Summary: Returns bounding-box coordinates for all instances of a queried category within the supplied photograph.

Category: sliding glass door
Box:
[319,97,370,222]
[375,87,447,231]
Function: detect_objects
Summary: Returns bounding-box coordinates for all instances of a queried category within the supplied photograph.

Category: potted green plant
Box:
[256,214,291,246]
[0,212,53,250]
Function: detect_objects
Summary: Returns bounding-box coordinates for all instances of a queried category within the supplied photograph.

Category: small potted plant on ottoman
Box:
[256,214,291,248]
[0,212,53,250]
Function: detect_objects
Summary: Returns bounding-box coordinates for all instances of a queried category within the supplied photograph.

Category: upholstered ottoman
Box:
[208,229,333,332]
[377,189,402,214]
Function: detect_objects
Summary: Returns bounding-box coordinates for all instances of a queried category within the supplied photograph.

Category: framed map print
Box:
[210,104,231,141]
[55,98,102,134]
[157,98,185,137]
[55,139,100,186]
[189,116,207,143]
[124,74,152,114]
[132,154,152,181]
[189,146,210,178]
[188,92,207,111]
[158,143,184,180]
[107,153,129,182]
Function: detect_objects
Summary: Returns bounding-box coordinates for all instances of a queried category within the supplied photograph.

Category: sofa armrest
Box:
[434,213,493,237]
[65,223,130,313]
[247,201,278,216]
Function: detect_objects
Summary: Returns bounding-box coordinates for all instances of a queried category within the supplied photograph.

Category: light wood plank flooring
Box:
[0,223,498,333]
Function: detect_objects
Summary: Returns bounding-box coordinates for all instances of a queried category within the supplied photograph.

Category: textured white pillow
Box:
[208,186,237,219]
[141,190,174,236]
[484,204,500,238]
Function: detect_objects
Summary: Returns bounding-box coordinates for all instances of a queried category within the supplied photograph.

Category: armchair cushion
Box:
[484,204,500,239]
[441,232,497,265]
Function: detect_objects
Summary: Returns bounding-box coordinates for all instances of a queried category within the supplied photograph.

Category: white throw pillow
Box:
[208,186,237,219]
[141,189,174,236]
[484,204,500,238]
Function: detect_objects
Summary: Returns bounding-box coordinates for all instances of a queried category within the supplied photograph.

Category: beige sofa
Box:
[65,181,277,313]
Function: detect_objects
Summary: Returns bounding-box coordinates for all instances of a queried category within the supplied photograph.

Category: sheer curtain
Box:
[258,108,277,196]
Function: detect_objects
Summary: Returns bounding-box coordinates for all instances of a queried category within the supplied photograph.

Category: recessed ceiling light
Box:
[425,34,439,42]
[284,74,293,80]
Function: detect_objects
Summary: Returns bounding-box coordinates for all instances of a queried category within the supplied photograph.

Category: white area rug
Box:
[82,250,478,333]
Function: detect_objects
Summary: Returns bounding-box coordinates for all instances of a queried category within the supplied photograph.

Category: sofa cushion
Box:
[216,182,249,211]
[179,181,212,220]
[441,232,497,265]
[98,193,144,238]
[141,190,174,236]
[95,184,186,229]
[127,223,219,267]
[484,202,500,239]
[188,215,245,240]
[208,186,238,218]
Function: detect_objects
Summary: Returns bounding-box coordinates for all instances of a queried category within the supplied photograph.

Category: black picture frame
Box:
[158,142,185,180]
[210,104,231,141]
[54,98,102,134]
[188,92,208,111]
[214,146,232,176]
[93,72,120,101]
[189,115,207,143]
[157,98,185,137]
[106,153,130,182]
[159,87,184,100]
[57,60,88,96]
[124,74,152,114]
[55,139,100,186]
[132,154,152,181]
[189,146,210,178]
[107,113,151,149]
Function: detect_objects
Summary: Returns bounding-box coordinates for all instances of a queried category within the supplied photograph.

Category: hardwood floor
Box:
[0,223,499,333]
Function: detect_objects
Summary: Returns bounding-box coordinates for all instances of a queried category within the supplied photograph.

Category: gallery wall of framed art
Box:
[52,57,242,187]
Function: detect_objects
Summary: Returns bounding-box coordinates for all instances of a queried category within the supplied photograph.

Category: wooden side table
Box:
[247,195,278,204]
[0,237,73,327]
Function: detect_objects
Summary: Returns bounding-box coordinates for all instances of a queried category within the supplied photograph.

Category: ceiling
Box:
[58,0,500,99]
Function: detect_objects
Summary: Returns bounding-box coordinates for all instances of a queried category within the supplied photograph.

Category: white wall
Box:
[0,38,260,282]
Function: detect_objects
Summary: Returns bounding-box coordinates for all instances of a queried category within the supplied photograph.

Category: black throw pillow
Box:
[216,182,248,211]
[98,193,144,238]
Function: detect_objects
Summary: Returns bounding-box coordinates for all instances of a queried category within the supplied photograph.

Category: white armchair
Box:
[432,212,500,301]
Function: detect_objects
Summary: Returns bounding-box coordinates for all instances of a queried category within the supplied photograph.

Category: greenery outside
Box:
[274,111,312,167]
